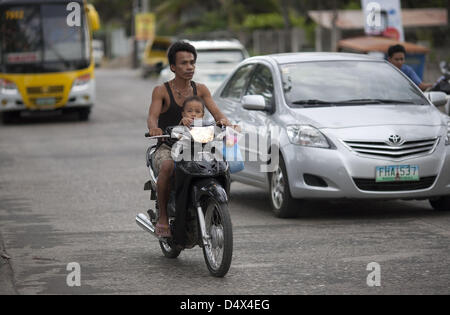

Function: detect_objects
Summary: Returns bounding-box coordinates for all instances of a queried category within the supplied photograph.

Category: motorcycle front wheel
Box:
[159,240,182,259]
[202,198,233,277]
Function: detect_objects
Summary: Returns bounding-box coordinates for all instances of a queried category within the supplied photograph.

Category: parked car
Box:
[141,36,173,78]
[159,39,249,93]
[92,39,104,67]
[213,52,450,217]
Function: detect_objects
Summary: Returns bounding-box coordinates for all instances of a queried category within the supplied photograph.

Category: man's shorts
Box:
[153,143,174,175]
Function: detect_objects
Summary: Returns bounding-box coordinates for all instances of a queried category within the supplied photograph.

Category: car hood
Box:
[288,105,445,129]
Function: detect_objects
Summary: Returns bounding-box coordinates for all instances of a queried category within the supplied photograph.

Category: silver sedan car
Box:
[213,53,450,217]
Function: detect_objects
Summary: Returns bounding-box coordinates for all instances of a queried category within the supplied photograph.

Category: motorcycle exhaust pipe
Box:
[136,213,157,237]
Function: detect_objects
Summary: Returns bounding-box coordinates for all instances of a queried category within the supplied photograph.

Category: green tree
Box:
[154,0,281,34]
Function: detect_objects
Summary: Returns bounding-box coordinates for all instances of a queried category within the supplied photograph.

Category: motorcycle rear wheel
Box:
[202,198,233,277]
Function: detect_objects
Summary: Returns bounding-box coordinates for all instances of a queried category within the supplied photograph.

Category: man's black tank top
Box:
[158,81,198,131]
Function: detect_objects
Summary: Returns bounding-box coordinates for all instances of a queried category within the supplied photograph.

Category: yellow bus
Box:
[0,0,100,123]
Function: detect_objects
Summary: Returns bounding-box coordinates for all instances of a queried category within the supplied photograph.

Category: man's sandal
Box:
[156,223,172,238]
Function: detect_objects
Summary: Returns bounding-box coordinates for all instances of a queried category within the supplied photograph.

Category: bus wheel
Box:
[2,112,19,124]
[79,108,91,121]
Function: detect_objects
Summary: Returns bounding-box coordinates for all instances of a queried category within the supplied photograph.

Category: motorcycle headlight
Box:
[446,121,450,146]
[0,78,18,95]
[286,125,331,148]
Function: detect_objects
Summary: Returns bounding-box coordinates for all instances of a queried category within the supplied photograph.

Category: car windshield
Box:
[280,60,428,107]
[197,50,245,64]
[0,3,90,73]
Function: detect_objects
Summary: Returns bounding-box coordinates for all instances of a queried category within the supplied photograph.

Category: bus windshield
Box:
[0,3,90,73]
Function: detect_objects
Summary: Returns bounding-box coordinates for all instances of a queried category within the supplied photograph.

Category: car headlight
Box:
[286,125,331,148]
[446,121,450,146]
[72,74,91,92]
[0,78,18,95]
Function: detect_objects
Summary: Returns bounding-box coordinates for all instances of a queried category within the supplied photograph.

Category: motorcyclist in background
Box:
[388,44,432,92]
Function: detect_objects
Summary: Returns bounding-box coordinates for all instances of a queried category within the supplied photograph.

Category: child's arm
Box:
[180,117,193,127]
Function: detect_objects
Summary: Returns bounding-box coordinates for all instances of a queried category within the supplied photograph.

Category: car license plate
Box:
[376,165,420,182]
[35,98,56,106]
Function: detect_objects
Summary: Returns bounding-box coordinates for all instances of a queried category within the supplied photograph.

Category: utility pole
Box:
[133,0,151,69]
[132,0,139,68]
[447,1,450,43]
[315,0,323,52]
[331,0,338,52]
[142,0,150,13]
[281,0,291,53]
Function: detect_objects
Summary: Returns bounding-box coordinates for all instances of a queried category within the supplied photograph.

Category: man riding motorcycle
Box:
[146,41,234,238]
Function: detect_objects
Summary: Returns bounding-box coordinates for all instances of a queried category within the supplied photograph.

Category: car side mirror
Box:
[425,91,447,107]
[242,95,268,111]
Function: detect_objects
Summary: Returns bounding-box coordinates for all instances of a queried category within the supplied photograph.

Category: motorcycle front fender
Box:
[191,178,228,206]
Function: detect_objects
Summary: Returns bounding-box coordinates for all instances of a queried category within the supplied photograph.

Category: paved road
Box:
[1,68,449,295]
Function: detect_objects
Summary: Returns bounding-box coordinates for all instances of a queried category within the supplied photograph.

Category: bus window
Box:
[0,4,90,73]
[2,6,42,67]
[42,4,87,63]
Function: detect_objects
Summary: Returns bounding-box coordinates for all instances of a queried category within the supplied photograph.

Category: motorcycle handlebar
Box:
[145,133,171,139]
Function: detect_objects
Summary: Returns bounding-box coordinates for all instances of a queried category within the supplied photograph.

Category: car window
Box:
[220,64,255,100]
[197,50,245,64]
[280,61,428,106]
[245,64,274,107]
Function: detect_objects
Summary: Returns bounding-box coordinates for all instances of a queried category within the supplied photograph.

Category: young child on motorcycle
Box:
[180,95,234,128]
[180,96,243,174]
[179,96,206,127]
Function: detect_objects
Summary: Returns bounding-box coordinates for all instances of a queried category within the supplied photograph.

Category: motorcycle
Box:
[136,124,234,277]
[430,61,450,115]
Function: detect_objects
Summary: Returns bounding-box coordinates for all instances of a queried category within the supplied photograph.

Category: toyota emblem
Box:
[388,135,403,146]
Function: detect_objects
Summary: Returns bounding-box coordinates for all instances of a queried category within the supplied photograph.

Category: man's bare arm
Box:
[419,82,432,92]
[147,85,165,136]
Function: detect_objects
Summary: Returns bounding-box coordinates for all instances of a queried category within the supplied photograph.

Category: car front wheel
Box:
[269,156,298,218]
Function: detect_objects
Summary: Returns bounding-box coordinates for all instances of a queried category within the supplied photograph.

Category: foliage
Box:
[89,0,132,32]
[243,13,285,30]
[184,11,229,34]
[290,12,316,46]
[89,0,449,36]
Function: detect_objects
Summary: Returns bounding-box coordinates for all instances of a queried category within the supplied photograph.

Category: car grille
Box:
[343,138,439,159]
[353,176,437,192]
[27,85,64,94]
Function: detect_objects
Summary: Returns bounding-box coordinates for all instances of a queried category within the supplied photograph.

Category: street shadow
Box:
[229,183,447,221]
[296,199,439,221]
[0,111,83,126]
